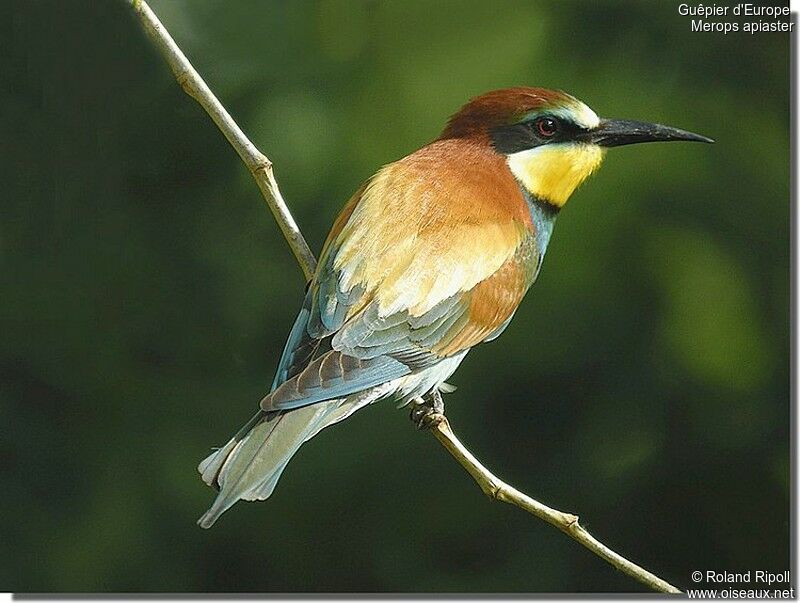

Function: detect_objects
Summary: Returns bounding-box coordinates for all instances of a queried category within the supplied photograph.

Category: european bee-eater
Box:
[197,87,712,528]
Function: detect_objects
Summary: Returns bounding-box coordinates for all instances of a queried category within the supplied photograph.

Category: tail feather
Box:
[197,383,394,528]
[198,410,266,486]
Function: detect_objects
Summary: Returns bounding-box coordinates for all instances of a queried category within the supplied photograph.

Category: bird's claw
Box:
[409,389,445,430]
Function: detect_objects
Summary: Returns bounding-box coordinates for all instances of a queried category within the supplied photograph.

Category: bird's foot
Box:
[409,389,445,430]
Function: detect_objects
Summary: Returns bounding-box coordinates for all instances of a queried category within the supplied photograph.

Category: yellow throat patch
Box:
[507,143,606,207]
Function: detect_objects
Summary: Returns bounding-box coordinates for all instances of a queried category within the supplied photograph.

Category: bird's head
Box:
[440,87,713,208]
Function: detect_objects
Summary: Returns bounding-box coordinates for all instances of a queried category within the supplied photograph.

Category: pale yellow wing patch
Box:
[333,160,527,319]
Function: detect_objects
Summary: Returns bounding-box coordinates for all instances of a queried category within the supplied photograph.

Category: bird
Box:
[196,87,712,528]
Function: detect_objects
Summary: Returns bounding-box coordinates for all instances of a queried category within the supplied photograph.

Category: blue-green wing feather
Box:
[271,299,313,391]
[265,236,481,412]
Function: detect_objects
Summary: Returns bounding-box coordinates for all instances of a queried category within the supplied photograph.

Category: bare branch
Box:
[127,0,682,593]
[128,0,316,280]
[427,415,681,594]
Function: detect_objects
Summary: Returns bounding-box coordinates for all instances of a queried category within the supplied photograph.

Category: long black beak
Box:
[585,119,714,147]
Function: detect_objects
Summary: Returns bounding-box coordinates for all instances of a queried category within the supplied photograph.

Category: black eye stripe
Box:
[490,123,535,154]
[490,115,583,154]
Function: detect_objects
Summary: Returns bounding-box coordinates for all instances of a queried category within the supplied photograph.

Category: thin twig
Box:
[427,415,681,594]
[127,0,682,593]
[128,0,317,280]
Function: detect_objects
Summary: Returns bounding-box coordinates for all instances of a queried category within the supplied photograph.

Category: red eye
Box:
[536,117,559,137]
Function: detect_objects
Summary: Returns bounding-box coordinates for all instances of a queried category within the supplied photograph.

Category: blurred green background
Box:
[2,0,790,593]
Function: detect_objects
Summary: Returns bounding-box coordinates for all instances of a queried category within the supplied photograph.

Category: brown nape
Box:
[438,87,578,141]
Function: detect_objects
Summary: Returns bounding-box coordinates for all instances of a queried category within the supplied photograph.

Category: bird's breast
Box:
[519,185,559,272]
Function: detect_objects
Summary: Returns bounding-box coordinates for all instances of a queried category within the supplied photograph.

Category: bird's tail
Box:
[196,383,392,528]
